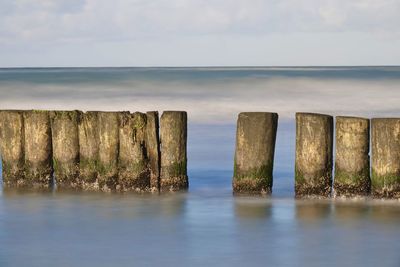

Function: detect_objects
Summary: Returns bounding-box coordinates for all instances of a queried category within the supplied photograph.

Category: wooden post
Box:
[295,113,333,197]
[371,118,400,198]
[97,112,119,191]
[160,111,188,191]
[118,112,149,191]
[334,116,370,197]
[146,111,161,191]
[232,112,278,194]
[23,110,53,188]
[0,110,25,187]
[50,111,81,190]
[78,111,99,190]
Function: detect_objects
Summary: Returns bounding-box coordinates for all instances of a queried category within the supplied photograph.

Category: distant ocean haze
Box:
[0,67,399,123]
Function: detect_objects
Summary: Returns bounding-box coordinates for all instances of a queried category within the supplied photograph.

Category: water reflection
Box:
[234,198,272,220]
[295,200,332,224]
[158,193,187,218]
[2,189,400,267]
[333,202,370,226]
[368,203,400,225]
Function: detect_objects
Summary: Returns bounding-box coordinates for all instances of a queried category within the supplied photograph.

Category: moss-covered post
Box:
[334,116,370,197]
[295,113,333,197]
[146,111,160,191]
[160,111,188,191]
[232,112,278,194]
[50,111,81,190]
[78,111,99,190]
[118,112,150,191]
[97,112,119,191]
[371,118,400,198]
[23,110,53,188]
[0,110,25,187]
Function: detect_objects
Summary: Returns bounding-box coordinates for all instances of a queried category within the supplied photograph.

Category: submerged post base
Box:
[233,178,272,195]
[160,176,188,192]
[295,178,331,198]
[333,172,370,197]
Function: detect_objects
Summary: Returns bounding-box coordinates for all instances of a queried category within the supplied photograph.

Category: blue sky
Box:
[0,0,399,67]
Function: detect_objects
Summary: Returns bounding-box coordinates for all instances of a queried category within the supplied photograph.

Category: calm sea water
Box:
[1,67,400,266]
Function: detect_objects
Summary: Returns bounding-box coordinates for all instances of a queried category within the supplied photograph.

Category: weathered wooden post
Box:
[371,118,400,198]
[160,111,188,191]
[334,116,370,197]
[232,112,278,194]
[0,110,25,187]
[118,112,149,191]
[78,111,99,190]
[97,111,119,191]
[295,113,333,197]
[146,111,161,191]
[50,111,81,189]
[23,110,53,188]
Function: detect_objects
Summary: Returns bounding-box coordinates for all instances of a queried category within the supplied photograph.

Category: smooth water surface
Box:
[1,170,400,267]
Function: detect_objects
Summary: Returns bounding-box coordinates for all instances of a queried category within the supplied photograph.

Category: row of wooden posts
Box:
[233,112,400,198]
[1,110,400,198]
[0,110,188,192]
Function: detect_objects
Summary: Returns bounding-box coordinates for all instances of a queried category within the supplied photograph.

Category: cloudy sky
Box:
[0,0,400,67]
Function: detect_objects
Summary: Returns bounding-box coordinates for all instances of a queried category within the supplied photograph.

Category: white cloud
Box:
[1,0,399,44]
[0,0,399,66]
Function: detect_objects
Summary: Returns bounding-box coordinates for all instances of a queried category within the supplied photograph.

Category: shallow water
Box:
[1,67,400,266]
[1,170,400,267]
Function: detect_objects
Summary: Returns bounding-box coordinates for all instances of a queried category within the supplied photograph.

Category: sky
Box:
[0,0,400,67]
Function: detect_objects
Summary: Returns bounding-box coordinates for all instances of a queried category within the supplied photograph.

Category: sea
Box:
[0,67,400,266]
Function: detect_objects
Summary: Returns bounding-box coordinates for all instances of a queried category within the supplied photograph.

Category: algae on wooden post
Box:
[97,112,119,191]
[233,112,278,194]
[50,110,81,190]
[371,118,400,198]
[0,110,25,187]
[334,116,370,197]
[295,113,333,197]
[146,111,160,191]
[118,112,150,191]
[78,111,99,190]
[23,110,53,188]
[160,111,188,191]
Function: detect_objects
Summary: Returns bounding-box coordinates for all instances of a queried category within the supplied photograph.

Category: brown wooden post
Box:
[23,110,53,188]
[160,111,188,191]
[295,113,333,197]
[232,112,278,194]
[334,116,370,197]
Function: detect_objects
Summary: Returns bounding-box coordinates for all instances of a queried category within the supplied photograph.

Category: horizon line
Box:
[0,65,399,69]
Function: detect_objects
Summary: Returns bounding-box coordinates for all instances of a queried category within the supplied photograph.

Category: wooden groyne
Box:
[0,110,188,192]
[2,109,400,199]
[231,112,400,199]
